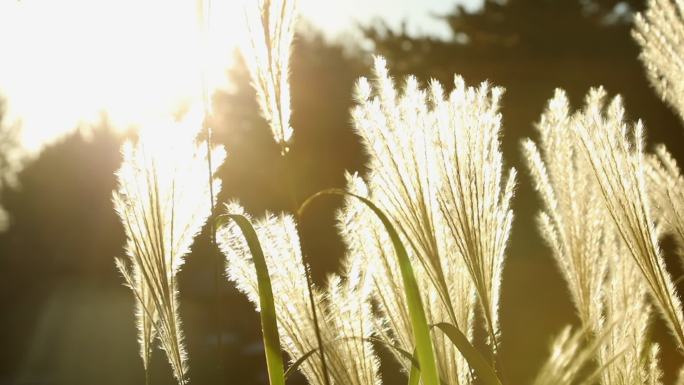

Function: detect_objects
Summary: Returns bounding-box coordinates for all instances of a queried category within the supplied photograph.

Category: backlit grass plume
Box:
[219,203,380,385]
[432,75,515,348]
[338,172,476,385]
[113,109,225,384]
[348,57,515,355]
[646,146,684,258]
[532,320,661,385]
[597,242,654,385]
[572,87,684,351]
[633,0,684,119]
[523,89,607,328]
[241,0,297,146]
[533,325,661,385]
[635,0,684,270]
[525,89,656,384]
[532,327,596,385]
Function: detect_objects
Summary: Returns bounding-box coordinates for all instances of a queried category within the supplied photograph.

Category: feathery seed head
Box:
[524,89,608,328]
[646,145,684,261]
[528,89,661,383]
[241,0,297,145]
[113,108,225,384]
[570,88,684,351]
[219,202,380,385]
[341,57,513,374]
[633,0,684,120]
[533,327,601,385]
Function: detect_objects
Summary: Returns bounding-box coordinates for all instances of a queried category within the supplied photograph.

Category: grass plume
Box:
[218,202,380,385]
[646,145,684,260]
[633,0,684,119]
[339,172,476,384]
[102,1,684,382]
[526,88,659,385]
[347,57,515,359]
[241,0,297,146]
[572,88,684,351]
[113,108,225,384]
[532,327,604,385]
[522,89,607,328]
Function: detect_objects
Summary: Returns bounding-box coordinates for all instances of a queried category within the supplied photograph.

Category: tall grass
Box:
[524,89,656,384]
[219,202,380,385]
[238,2,334,385]
[634,0,684,121]
[339,58,514,382]
[646,146,684,258]
[242,0,297,148]
[113,109,225,384]
[112,0,684,384]
[572,89,684,351]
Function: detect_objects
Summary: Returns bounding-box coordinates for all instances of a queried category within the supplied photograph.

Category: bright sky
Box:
[0,0,478,154]
[300,0,481,39]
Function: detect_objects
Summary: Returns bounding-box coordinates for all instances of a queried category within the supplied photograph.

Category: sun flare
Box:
[0,0,246,154]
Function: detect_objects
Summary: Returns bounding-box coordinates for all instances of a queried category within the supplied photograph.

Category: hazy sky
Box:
[0,0,480,152]
[299,0,482,39]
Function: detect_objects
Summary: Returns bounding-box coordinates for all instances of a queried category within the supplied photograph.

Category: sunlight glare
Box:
[0,0,245,154]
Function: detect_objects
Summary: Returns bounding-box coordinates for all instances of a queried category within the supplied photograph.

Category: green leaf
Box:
[407,349,420,385]
[299,188,440,385]
[218,214,285,385]
[433,322,502,385]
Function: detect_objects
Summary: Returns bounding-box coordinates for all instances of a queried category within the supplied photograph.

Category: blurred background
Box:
[1,0,684,384]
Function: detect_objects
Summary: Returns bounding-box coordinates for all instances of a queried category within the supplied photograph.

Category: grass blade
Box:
[284,348,319,380]
[407,349,420,385]
[217,214,285,385]
[299,188,440,385]
[433,322,502,385]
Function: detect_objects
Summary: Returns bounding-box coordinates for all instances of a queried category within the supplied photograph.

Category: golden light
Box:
[0,0,247,153]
